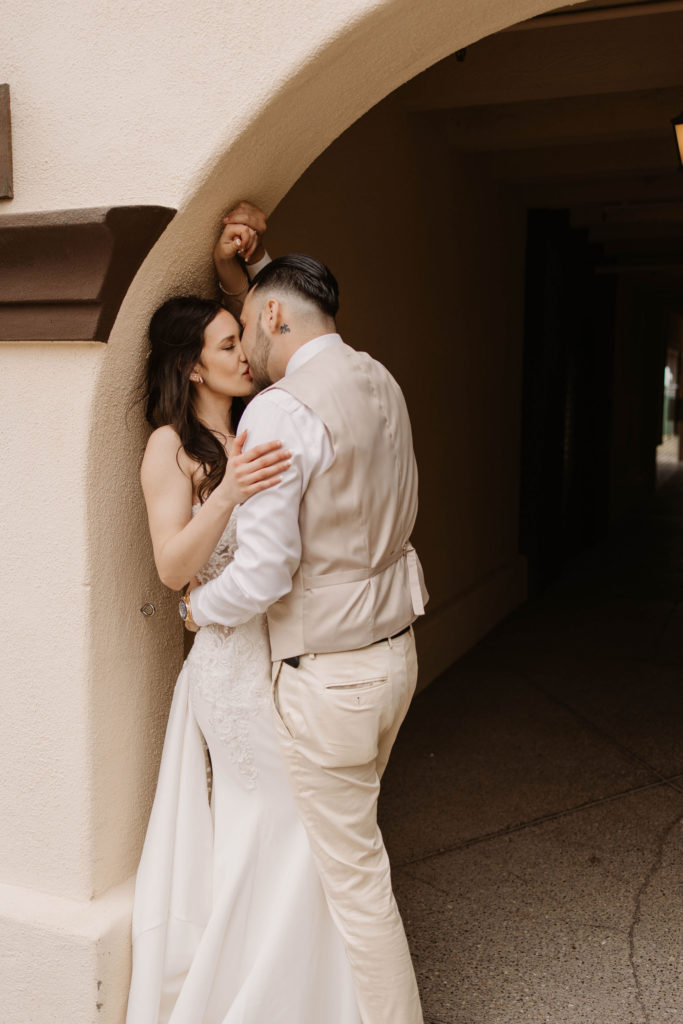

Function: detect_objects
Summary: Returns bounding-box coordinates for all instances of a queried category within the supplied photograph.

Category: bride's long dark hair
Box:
[145,296,246,503]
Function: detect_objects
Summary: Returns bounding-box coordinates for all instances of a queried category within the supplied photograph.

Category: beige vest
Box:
[265,341,428,660]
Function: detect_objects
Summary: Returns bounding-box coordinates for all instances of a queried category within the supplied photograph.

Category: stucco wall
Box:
[2,0,553,216]
[0,345,100,899]
[1,0,563,1019]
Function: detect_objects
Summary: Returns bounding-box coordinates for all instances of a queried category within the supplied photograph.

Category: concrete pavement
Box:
[381,464,683,1024]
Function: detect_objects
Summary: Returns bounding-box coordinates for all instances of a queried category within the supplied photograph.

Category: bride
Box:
[126,204,362,1023]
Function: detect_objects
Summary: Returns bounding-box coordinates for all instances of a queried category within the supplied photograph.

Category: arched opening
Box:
[87,0,574,900]
[80,0,683,1019]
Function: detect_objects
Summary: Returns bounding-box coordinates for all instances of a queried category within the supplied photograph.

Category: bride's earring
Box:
[190,372,204,384]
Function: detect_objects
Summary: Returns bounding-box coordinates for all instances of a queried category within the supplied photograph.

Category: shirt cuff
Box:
[190,570,263,628]
[246,251,271,279]
[189,584,211,627]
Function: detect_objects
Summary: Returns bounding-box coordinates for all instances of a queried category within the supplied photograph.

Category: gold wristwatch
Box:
[178,589,196,627]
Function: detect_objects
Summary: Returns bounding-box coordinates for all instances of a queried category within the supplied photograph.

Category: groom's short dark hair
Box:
[249,253,339,319]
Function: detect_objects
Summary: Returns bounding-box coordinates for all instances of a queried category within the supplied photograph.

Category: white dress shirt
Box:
[191,334,340,628]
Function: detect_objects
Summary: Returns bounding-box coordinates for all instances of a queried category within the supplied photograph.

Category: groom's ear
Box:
[262,298,282,336]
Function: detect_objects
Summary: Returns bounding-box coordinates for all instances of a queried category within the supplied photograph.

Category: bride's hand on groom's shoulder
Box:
[218,431,292,508]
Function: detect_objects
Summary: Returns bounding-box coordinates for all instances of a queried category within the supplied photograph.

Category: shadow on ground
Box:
[380,465,683,1024]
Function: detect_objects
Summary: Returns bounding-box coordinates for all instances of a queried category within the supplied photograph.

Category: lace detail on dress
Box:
[194,507,239,587]
[187,507,271,789]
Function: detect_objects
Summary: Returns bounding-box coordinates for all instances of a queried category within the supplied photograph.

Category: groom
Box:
[185,252,428,1024]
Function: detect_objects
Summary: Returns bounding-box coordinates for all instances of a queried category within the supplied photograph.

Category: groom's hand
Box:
[223,201,267,237]
[215,221,260,266]
[222,201,267,264]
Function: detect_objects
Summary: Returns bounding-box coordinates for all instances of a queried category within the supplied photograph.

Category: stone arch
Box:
[85,0,566,894]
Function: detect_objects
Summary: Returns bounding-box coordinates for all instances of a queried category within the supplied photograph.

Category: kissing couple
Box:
[126,201,428,1024]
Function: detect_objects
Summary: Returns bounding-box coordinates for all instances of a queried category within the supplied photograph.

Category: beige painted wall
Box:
[0,0,562,1019]
[0,344,100,900]
[2,0,555,216]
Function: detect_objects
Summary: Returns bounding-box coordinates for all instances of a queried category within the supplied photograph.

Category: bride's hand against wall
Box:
[219,431,291,506]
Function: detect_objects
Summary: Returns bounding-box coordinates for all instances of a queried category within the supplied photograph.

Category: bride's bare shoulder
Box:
[144,423,181,454]
[142,425,194,477]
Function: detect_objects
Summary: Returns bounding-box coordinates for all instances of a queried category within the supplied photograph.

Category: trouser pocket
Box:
[271,660,297,740]
[325,677,388,691]
[289,656,392,768]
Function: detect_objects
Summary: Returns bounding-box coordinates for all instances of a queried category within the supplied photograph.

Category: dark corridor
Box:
[519,205,683,595]
[381,462,683,1024]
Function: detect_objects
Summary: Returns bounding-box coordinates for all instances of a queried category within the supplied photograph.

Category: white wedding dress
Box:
[126,509,361,1024]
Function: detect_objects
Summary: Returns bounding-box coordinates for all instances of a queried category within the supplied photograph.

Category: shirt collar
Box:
[285,333,342,377]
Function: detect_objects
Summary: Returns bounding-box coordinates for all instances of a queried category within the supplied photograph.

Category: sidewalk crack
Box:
[522,672,666,781]
[628,811,683,1024]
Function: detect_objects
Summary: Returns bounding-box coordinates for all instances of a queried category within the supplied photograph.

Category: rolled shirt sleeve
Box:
[245,251,272,278]
[191,389,332,628]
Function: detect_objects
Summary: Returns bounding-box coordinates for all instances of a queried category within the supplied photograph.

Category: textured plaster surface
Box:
[0,0,555,214]
[0,344,102,898]
[0,877,133,1023]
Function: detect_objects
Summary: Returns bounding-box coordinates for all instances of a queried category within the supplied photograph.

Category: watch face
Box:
[179,599,188,621]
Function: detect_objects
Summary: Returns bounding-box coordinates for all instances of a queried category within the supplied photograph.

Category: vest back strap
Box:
[302,543,424,616]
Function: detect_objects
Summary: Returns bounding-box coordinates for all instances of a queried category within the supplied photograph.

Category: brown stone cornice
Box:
[0,205,176,342]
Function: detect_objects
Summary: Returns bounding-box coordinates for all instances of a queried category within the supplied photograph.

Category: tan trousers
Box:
[271,629,423,1024]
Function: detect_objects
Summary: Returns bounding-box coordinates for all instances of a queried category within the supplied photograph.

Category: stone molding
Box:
[0,205,176,342]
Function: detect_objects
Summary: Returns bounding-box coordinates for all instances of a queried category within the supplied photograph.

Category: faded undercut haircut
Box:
[249,253,339,319]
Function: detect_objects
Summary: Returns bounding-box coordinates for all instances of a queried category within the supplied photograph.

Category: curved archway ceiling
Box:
[398,0,683,287]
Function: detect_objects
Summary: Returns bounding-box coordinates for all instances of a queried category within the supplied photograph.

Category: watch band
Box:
[179,589,196,627]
